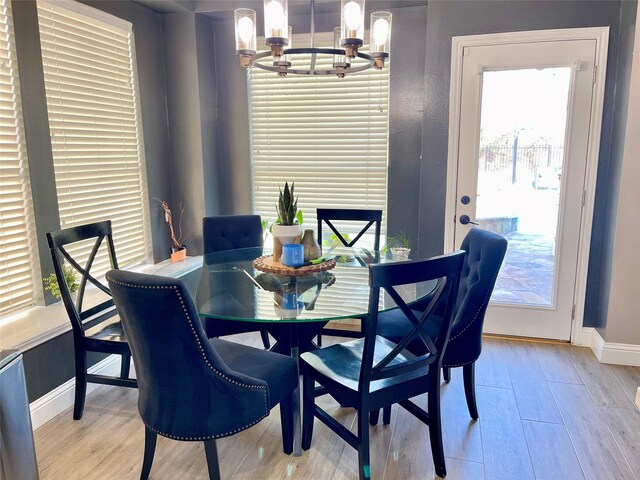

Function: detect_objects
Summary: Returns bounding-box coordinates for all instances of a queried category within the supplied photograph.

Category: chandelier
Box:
[234,0,391,77]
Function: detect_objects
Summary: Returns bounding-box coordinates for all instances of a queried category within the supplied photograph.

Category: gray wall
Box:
[196,15,223,219]
[585,0,638,334]
[162,13,222,255]
[163,13,207,254]
[212,12,253,215]
[604,6,640,344]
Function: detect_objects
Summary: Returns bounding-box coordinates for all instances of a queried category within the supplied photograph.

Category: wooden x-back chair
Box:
[301,251,465,479]
[46,220,137,420]
[316,208,382,342]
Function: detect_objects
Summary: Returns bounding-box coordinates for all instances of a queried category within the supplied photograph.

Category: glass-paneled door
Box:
[454,38,597,340]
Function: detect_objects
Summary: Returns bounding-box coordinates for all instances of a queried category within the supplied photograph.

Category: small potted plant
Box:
[272,182,303,245]
[43,264,79,299]
[156,198,188,262]
[387,231,411,258]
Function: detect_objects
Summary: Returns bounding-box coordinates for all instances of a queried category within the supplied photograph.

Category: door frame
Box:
[444,27,609,345]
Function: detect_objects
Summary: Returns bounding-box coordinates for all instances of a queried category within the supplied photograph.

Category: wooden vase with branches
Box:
[156,198,187,261]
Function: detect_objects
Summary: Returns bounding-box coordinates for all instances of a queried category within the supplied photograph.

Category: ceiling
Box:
[131,0,427,16]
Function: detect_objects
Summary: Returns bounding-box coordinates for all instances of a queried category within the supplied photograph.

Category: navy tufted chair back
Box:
[203,215,263,253]
[106,270,269,440]
[444,228,507,367]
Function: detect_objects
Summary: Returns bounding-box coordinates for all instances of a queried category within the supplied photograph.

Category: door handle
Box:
[459,214,479,226]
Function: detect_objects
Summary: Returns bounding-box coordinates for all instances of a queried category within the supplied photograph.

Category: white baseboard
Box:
[581,327,640,366]
[30,354,122,430]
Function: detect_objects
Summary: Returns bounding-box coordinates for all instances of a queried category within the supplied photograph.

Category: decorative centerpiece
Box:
[156,198,188,262]
[272,182,303,261]
[252,255,336,277]
[301,229,321,261]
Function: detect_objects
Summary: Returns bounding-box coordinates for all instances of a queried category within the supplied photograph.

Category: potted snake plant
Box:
[272,182,303,244]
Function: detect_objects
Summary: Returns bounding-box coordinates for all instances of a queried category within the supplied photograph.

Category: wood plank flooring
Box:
[34,335,640,479]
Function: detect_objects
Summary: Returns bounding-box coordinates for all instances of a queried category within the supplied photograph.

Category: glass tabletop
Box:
[155,246,435,324]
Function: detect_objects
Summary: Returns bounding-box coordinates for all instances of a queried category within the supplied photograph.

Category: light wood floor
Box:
[34,335,640,480]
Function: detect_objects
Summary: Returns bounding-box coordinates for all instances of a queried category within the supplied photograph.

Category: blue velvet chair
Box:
[203,215,271,349]
[373,228,507,422]
[107,270,298,480]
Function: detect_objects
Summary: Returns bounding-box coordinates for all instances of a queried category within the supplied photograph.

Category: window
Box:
[249,32,389,246]
[37,0,150,275]
[0,0,40,315]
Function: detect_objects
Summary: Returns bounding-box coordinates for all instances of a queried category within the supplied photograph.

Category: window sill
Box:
[0,258,200,352]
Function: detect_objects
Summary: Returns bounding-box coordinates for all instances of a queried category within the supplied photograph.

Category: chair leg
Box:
[368,409,380,425]
[443,366,451,383]
[280,391,295,454]
[382,405,392,425]
[120,353,131,379]
[204,439,221,480]
[357,411,371,480]
[73,350,87,420]
[463,362,479,419]
[140,426,157,480]
[260,330,271,350]
[428,376,446,478]
[301,372,315,450]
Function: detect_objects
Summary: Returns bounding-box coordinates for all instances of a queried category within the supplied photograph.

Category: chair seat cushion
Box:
[301,337,433,408]
[210,338,297,409]
[85,317,126,342]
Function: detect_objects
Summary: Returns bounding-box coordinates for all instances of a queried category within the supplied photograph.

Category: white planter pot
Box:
[390,247,411,259]
[272,224,302,245]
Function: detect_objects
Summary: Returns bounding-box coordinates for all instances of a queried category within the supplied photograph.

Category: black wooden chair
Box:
[317,208,382,254]
[301,251,465,479]
[372,228,507,423]
[46,220,137,420]
[316,208,382,341]
[203,215,271,349]
[107,270,298,480]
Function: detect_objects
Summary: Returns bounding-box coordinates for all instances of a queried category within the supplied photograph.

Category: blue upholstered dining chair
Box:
[372,228,507,422]
[107,270,298,480]
[203,215,271,349]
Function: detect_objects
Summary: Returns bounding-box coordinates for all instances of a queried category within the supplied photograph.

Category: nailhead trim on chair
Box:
[107,276,270,440]
[443,360,474,368]
[448,267,500,342]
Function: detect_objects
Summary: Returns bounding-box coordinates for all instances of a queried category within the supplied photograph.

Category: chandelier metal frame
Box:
[235,0,390,77]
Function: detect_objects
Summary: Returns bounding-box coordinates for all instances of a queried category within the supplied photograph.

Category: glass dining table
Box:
[155,246,435,455]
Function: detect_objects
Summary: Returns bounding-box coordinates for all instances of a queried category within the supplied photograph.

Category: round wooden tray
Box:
[252,255,336,276]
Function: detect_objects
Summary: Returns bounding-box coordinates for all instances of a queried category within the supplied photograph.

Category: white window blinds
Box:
[0,0,40,315]
[37,1,150,274]
[249,33,389,245]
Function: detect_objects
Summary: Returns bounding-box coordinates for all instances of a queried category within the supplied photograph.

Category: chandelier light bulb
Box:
[265,0,285,37]
[343,1,361,38]
[372,18,389,51]
[237,16,254,48]
[235,7,257,66]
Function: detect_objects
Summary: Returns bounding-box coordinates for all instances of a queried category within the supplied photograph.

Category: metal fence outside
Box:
[478,144,565,188]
